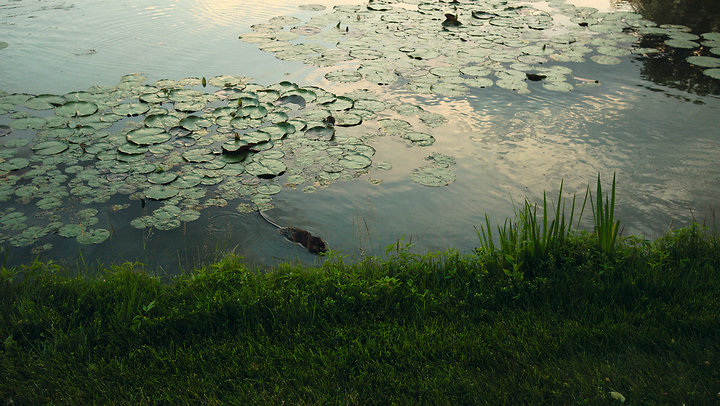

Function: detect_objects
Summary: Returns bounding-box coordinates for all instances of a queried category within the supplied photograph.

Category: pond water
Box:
[1,0,719,274]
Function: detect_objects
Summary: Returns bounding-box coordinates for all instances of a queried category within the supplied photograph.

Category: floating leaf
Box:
[325,70,363,83]
[55,101,98,117]
[11,117,46,130]
[339,153,372,169]
[113,102,150,116]
[686,56,720,68]
[664,39,698,49]
[180,115,212,131]
[126,127,171,145]
[0,157,30,171]
[246,158,287,178]
[305,125,335,141]
[704,68,720,79]
[24,94,65,110]
[32,140,69,155]
[76,228,110,245]
[145,185,180,200]
[182,148,215,163]
[58,224,83,238]
[257,184,282,195]
[401,131,435,146]
[148,172,178,185]
[411,166,456,187]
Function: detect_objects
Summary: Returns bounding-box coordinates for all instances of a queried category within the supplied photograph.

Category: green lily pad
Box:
[32,140,69,155]
[0,125,11,137]
[246,158,286,178]
[55,101,98,117]
[171,175,203,189]
[239,105,268,119]
[180,115,213,131]
[222,139,250,154]
[340,153,372,169]
[11,117,46,130]
[325,70,363,83]
[0,157,30,171]
[379,119,413,135]
[686,56,720,68]
[305,125,335,141]
[704,68,720,79]
[257,184,282,195]
[58,224,83,238]
[664,39,698,49]
[179,209,201,222]
[334,112,363,126]
[145,113,181,128]
[126,127,171,145]
[24,94,65,110]
[76,228,111,244]
[401,132,435,146]
[145,185,180,200]
[411,166,456,187]
[148,172,178,184]
[113,102,150,116]
[182,148,215,163]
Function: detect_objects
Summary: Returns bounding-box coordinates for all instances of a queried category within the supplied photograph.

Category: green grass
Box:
[1,180,719,404]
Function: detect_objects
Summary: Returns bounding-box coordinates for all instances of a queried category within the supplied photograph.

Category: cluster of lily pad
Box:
[0,73,455,249]
[240,0,720,96]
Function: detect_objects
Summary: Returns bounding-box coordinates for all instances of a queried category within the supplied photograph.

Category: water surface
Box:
[1,0,719,273]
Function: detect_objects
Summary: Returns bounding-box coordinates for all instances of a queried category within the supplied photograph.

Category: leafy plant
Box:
[476,179,586,269]
[590,173,621,255]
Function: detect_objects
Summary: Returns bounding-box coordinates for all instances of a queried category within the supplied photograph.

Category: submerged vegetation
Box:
[1,179,719,404]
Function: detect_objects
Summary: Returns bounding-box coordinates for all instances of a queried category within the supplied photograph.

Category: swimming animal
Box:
[258,210,328,255]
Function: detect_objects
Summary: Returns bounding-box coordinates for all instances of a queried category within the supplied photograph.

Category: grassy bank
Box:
[2,177,720,404]
[1,224,719,404]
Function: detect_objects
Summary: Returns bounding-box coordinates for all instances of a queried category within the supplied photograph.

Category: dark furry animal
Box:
[258,211,328,255]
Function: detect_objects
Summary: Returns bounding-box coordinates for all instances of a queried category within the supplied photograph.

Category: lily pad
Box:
[340,153,372,169]
[32,140,69,155]
[325,70,363,83]
[686,56,720,68]
[55,101,98,117]
[24,94,65,110]
[126,127,171,145]
[145,185,180,200]
[180,115,213,131]
[411,166,456,187]
[246,158,287,178]
[0,125,10,137]
[113,102,150,116]
[58,224,83,238]
[401,132,435,146]
[76,228,111,245]
[664,39,698,49]
[0,157,30,171]
[704,68,720,79]
[305,125,335,141]
[182,148,215,163]
[148,172,178,185]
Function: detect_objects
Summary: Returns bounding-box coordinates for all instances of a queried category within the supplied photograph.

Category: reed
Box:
[476,179,586,268]
[590,172,621,255]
